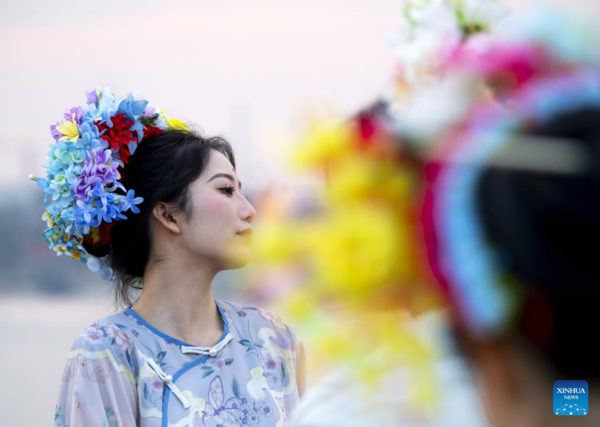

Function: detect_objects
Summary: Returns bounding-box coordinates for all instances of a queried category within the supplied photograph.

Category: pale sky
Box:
[0,0,403,194]
[1,0,599,194]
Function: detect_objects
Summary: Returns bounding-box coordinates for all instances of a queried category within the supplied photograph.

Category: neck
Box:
[131,257,224,348]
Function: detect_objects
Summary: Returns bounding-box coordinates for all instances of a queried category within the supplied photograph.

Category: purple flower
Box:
[264,354,279,371]
[143,105,157,116]
[63,106,83,124]
[150,376,164,391]
[50,121,62,141]
[86,88,98,106]
[74,148,121,202]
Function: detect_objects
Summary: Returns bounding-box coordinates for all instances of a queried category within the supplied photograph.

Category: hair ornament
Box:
[29,87,187,281]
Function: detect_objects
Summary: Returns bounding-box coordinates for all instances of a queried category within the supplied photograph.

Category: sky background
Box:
[2,0,599,192]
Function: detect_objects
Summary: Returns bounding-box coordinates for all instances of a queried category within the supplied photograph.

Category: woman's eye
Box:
[221,186,235,195]
[221,186,250,201]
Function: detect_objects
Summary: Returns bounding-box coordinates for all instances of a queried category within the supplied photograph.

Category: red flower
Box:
[97,113,137,165]
[97,221,114,245]
[83,221,113,249]
[143,125,165,139]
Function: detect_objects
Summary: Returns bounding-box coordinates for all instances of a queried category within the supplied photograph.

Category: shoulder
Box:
[219,299,302,349]
[67,311,137,366]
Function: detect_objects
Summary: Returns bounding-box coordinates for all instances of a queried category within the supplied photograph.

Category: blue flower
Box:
[74,200,101,233]
[117,94,148,142]
[120,189,144,214]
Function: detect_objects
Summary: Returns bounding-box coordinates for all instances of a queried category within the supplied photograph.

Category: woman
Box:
[38,88,306,427]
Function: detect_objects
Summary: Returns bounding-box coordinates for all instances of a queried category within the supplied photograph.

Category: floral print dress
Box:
[54,300,305,427]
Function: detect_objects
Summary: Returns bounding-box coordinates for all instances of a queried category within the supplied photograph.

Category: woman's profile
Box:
[32,87,306,427]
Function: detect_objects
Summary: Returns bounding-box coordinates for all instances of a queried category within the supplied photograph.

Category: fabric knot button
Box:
[164,375,173,383]
[209,348,217,357]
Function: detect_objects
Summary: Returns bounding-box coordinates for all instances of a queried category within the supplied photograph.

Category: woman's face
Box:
[177,149,257,270]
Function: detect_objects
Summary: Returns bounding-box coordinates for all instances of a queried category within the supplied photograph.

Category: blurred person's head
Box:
[95,129,256,306]
[430,79,600,426]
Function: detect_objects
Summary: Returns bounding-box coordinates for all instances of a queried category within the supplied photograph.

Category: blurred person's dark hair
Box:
[473,106,600,379]
[82,129,237,306]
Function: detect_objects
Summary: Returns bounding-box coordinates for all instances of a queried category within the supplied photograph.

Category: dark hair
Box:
[475,106,600,377]
[83,128,237,306]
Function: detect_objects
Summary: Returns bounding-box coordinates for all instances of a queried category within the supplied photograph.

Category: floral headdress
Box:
[29,87,187,281]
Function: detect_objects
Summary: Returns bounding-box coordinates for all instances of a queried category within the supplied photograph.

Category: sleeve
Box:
[54,324,139,427]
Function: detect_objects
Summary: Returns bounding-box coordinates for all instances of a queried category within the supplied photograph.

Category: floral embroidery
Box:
[141,374,164,409]
[81,358,111,384]
[149,375,163,390]
[200,356,234,378]
[260,354,286,386]
[105,324,133,352]
[201,376,273,426]
[84,324,104,343]
[54,405,68,427]
[55,303,300,426]
[101,407,119,427]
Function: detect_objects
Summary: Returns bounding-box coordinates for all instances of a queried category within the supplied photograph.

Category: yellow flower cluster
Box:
[249,118,441,407]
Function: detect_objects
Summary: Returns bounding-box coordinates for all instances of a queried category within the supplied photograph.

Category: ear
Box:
[152,202,181,235]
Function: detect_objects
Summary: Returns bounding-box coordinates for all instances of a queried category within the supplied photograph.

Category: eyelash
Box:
[221,185,250,200]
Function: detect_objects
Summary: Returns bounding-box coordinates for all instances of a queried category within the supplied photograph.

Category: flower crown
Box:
[29,87,188,281]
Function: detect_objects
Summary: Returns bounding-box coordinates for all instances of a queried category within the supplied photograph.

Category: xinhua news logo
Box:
[554,380,588,416]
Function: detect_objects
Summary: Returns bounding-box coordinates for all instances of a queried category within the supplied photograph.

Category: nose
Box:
[242,194,257,223]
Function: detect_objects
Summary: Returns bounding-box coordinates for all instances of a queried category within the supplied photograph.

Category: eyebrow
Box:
[206,173,242,190]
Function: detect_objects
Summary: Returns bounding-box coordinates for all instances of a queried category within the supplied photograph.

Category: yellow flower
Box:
[42,211,53,227]
[56,113,80,143]
[89,226,100,243]
[289,120,354,170]
[308,204,409,306]
[159,108,188,131]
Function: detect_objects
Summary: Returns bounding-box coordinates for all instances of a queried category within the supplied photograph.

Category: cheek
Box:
[194,193,232,220]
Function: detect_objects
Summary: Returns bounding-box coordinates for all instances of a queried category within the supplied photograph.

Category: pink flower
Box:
[84,324,104,343]
[213,358,226,370]
[104,324,132,352]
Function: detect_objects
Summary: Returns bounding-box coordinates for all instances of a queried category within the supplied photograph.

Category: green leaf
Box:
[232,377,240,397]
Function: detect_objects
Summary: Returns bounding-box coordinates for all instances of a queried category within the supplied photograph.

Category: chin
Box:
[220,245,252,270]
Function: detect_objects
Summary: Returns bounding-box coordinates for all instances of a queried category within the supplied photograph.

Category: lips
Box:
[238,228,253,237]
[237,229,253,244]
